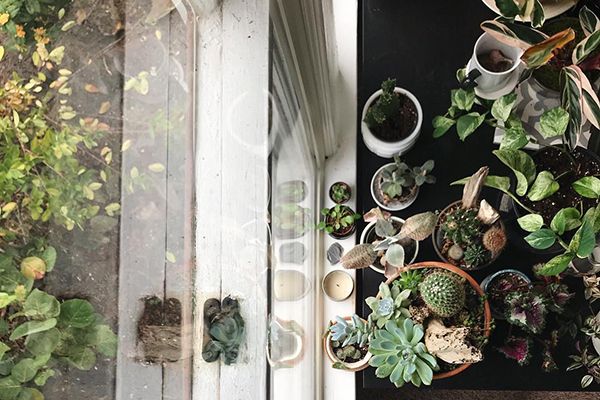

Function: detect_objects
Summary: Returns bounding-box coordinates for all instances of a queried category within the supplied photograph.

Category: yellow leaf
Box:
[61,21,76,31]
[99,101,111,114]
[155,30,162,40]
[12,110,19,127]
[121,139,132,152]
[0,46,4,62]
[130,167,139,178]
[148,163,165,173]
[84,84,99,93]
[166,251,176,264]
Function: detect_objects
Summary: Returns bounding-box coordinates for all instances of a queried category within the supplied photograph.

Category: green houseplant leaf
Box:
[573,176,600,199]
[524,229,556,249]
[456,112,486,141]
[579,6,600,37]
[493,149,536,196]
[550,207,582,235]
[517,213,544,232]
[432,116,455,138]
[569,219,595,258]
[527,171,559,201]
[539,107,569,138]
[492,93,517,122]
[537,252,575,276]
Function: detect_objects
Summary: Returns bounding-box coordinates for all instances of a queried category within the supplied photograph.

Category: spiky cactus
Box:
[483,226,507,255]
[464,244,487,267]
[441,207,481,246]
[419,271,465,317]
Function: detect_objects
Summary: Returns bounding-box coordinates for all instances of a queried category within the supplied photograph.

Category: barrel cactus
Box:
[419,271,465,317]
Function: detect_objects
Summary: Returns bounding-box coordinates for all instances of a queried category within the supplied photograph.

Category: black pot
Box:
[329,181,352,204]
[325,205,358,240]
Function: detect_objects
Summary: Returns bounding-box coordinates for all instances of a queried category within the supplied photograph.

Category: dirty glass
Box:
[0,0,195,399]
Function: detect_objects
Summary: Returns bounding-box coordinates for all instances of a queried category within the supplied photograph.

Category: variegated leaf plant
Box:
[494,0,545,28]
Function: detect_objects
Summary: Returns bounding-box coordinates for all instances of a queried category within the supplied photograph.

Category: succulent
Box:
[364,78,400,128]
[341,243,377,270]
[366,282,411,328]
[463,244,487,267]
[392,270,424,295]
[329,314,370,348]
[447,244,464,260]
[330,182,351,204]
[317,205,361,234]
[368,319,439,387]
[335,345,363,362]
[398,211,437,241]
[504,291,547,334]
[379,156,435,202]
[441,207,482,247]
[482,226,507,254]
[419,271,466,317]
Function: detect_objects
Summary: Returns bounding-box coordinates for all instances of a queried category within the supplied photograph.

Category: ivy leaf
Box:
[493,149,536,196]
[451,89,476,111]
[524,229,556,249]
[573,176,600,199]
[492,92,517,122]
[539,107,569,138]
[517,213,544,232]
[456,112,486,141]
[432,116,455,138]
[500,124,528,150]
[550,207,581,235]
[527,171,559,201]
[10,319,56,341]
[58,300,95,328]
[569,219,595,258]
[537,252,575,276]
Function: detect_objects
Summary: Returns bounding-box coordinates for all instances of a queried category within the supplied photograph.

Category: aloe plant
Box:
[368,319,438,387]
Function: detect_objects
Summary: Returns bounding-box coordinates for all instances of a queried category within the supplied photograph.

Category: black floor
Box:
[355,0,600,395]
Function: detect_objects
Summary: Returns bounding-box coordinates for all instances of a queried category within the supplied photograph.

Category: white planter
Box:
[371,163,419,211]
[324,317,372,372]
[361,87,423,158]
[360,217,419,274]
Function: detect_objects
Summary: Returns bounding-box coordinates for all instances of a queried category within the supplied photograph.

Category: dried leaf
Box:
[84,84,99,93]
[98,101,111,114]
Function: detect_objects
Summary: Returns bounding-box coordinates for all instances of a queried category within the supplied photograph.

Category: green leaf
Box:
[65,347,96,370]
[17,387,44,400]
[579,6,600,37]
[59,300,95,328]
[550,208,581,235]
[527,171,559,201]
[573,30,600,65]
[451,89,476,111]
[525,229,556,249]
[23,289,60,319]
[517,214,544,232]
[40,247,56,273]
[25,328,60,356]
[451,175,511,193]
[11,359,39,383]
[85,325,117,357]
[432,116,455,138]
[385,244,405,268]
[495,0,520,18]
[33,369,55,386]
[492,93,517,122]
[539,107,569,138]
[570,219,595,258]
[0,377,20,400]
[493,149,536,196]
[10,319,57,341]
[0,343,10,361]
[573,176,600,199]
[456,112,486,141]
[537,252,575,276]
[500,124,528,150]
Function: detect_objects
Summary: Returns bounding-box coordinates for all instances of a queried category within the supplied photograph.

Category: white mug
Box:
[470,32,523,93]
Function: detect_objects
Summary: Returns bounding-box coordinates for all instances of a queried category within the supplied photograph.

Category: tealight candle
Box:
[322,270,354,301]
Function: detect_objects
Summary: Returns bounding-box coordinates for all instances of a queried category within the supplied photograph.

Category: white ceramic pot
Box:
[324,317,372,372]
[370,163,419,211]
[469,33,524,93]
[361,87,422,158]
[360,217,419,274]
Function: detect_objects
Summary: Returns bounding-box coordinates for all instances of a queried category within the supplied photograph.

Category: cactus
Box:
[441,207,482,247]
[482,226,507,254]
[340,243,377,270]
[464,244,487,267]
[419,271,466,317]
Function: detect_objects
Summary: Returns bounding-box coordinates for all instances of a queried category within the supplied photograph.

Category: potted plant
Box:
[361,78,423,158]
[324,314,372,371]
[434,168,507,270]
[367,261,492,385]
[358,207,421,275]
[317,204,361,239]
[494,268,574,370]
[329,181,352,204]
[371,156,435,211]
[342,208,437,277]
[481,269,532,318]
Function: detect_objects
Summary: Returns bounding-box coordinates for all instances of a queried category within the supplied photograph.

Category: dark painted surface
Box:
[356,0,600,394]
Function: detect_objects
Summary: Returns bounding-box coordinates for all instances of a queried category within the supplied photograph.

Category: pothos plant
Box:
[434,6,600,146]
[493,0,546,28]
[0,248,117,400]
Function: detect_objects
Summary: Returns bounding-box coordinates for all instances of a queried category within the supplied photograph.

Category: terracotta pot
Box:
[381,261,492,380]
[323,316,372,372]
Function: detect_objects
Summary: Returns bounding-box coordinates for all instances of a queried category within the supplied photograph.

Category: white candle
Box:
[322,270,354,301]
